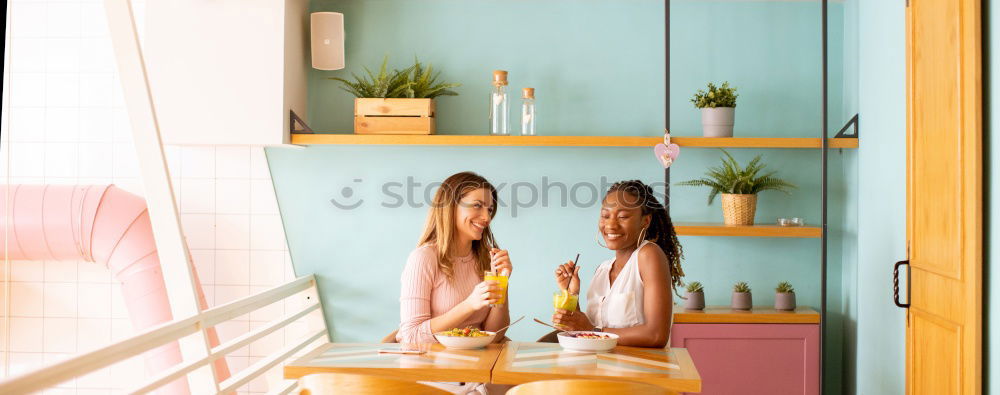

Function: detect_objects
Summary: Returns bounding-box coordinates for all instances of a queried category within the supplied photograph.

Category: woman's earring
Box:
[595,231,608,248]
[636,227,648,249]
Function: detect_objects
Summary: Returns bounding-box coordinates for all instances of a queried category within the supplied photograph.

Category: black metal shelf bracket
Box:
[834,113,860,139]
[290,110,314,134]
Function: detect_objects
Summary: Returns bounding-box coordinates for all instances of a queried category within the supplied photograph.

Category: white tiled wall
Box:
[2,1,300,393]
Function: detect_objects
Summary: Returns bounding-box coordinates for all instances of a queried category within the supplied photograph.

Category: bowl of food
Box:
[556,331,619,352]
[434,327,496,350]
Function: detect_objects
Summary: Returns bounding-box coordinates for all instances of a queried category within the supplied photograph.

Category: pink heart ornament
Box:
[654,143,680,168]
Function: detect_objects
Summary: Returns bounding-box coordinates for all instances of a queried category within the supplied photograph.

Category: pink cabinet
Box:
[670,309,820,395]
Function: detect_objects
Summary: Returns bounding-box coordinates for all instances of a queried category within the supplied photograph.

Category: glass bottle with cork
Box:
[521,87,535,136]
[489,70,510,135]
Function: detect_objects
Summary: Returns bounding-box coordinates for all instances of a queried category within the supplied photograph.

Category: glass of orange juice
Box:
[484,271,509,306]
[553,290,578,311]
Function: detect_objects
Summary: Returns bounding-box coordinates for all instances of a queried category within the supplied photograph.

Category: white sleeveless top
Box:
[586,240,653,329]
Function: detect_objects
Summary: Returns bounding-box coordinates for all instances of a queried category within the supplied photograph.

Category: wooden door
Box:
[905,0,982,393]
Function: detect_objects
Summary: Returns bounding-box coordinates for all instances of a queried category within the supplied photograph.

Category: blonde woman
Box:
[397,171,513,344]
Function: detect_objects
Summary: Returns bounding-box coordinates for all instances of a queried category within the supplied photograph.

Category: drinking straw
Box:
[558,254,581,293]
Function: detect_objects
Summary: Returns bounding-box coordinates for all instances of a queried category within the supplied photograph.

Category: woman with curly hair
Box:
[551,180,684,347]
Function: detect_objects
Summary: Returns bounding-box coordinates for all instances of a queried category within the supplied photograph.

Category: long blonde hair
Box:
[417,172,499,281]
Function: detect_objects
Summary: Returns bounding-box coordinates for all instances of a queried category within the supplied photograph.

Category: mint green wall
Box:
[268,146,831,336]
[830,0,860,393]
[269,0,853,390]
[668,0,822,137]
[309,0,665,135]
[855,0,906,393]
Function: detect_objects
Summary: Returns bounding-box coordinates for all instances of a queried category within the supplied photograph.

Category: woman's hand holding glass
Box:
[486,248,512,306]
[464,280,502,310]
[554,260,581,295]
[490,248,512,277]
[552,260,591,330]
[552,308,596,332]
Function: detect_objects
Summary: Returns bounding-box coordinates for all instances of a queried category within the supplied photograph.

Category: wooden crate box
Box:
[354,98,435,135]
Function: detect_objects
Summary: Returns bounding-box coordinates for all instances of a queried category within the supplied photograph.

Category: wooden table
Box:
[491,342,702,393]
[284,343,503,383]
[284,342,702,393]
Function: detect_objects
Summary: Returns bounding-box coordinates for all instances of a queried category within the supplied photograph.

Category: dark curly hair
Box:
[605,180,685,295]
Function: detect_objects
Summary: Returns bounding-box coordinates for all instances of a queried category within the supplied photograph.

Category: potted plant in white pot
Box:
[677,149,796,225]
[684,281,705,310]
[731,281,752,310]
[691,81,738,137]
[332,56,461,135]
[775,281,796,311]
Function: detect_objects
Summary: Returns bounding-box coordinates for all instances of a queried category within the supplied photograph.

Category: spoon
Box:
[494,315,524,334]
[533,318,567,332]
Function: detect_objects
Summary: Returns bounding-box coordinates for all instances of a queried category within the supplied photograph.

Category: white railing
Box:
[0,274,328,394]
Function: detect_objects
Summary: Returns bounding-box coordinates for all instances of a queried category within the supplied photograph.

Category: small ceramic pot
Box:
[775,292,796,311]
[684,292,705,310]
[701,107,736,137]
[731,292,752,310]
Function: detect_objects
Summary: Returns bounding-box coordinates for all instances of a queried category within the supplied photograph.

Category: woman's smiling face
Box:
[599,190,650,250]
[455,188,494,244]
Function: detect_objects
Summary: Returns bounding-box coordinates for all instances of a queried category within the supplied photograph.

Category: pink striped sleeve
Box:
[397,246,437,343]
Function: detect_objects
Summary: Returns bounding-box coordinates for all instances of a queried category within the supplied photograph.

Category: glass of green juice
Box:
[553,290,579,311]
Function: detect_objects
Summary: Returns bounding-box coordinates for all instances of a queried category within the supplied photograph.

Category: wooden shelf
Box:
[674,222,821,238]
[674,137,857,149]
[290,134,859,149]
[673,306,820,324]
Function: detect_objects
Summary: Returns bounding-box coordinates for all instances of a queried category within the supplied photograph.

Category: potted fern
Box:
[775,281,796,311]
[684,282,705,310]
[332,56,460,135]
[677,149,796,225]
[691,81,738,137]
[731,281,752,310]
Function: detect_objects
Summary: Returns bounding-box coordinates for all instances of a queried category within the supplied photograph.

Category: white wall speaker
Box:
[311,12,345,70]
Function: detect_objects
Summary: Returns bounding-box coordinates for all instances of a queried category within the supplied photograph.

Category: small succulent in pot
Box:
[330,55,461,99]
[731,281,752,310]
[684,281,705,310]
[690,81,738,109]
[774,281,796,311]
[690,81,739,137]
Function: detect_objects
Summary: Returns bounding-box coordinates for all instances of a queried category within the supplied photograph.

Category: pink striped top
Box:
[397,244,489,343]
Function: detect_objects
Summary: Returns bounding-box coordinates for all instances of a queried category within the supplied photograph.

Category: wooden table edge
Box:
[491,370,701,393]
[283,342,333,379]
[282,342,503,383]
[671,348,702,392]
[491,343,702,393]
[284,365,492,383]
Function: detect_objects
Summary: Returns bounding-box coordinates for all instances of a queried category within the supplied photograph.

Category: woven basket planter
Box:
[721,193,757,225]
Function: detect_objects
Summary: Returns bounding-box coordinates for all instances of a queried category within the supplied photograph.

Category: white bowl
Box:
[556,331,619,352]
[433,331,497,350]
